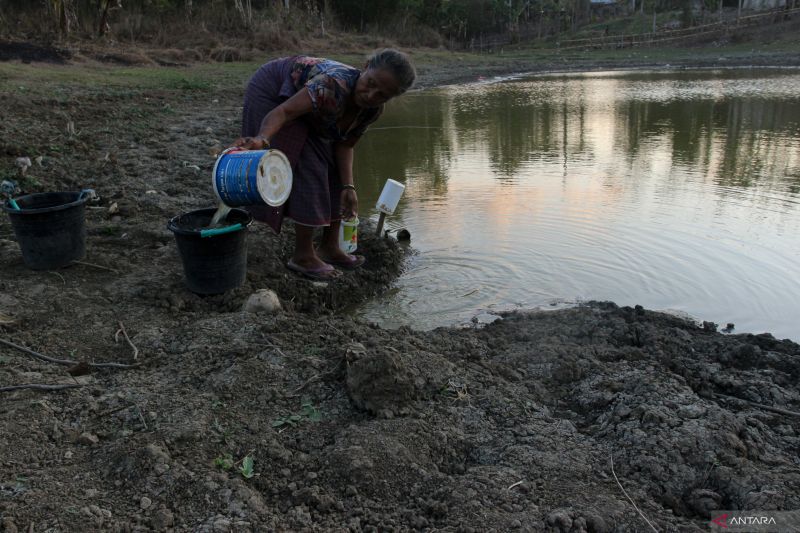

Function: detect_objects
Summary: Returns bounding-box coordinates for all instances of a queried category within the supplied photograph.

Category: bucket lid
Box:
[256,150,292,207]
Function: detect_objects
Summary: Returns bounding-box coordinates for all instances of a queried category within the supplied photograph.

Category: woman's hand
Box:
[340,188,358,220]
[228,136,270,151]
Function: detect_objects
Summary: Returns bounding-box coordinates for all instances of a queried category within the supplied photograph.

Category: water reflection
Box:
[354,69,800,340]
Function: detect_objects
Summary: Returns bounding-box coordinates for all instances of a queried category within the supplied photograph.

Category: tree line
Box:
[2,0,785,46]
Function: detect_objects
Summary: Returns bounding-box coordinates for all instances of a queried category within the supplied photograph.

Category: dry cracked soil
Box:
[1,57,799,532]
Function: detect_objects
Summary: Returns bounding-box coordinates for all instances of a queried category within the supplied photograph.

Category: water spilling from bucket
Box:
[209,203,232,227]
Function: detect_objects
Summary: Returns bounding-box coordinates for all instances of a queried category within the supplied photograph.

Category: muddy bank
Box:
[2,55,800,532]
[1,300,799,531]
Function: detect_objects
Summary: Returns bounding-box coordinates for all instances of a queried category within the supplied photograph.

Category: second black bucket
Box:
[2,191,88,270]
[167,207,253,295]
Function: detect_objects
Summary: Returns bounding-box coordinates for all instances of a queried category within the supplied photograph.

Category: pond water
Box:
[351,68,800,340]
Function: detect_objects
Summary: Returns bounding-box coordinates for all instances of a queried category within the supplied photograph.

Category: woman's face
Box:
[354,67,402,108]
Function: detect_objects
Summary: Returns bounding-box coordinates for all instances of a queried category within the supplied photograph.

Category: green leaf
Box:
[271,419,286,427]
[289,415,302,422]
[240,455,254,479]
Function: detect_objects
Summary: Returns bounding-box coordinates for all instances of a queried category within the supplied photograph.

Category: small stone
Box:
[585,513,609,533]
[77,432,99,446]
[154,463,170,475]
[151,507,174,529]
[64,450,74,459]
[140,496,152,510]
[546,511,572,530]
[85,488,99,498]
[108,202,119,215]
[14,157,32,174]
[243,289,282,314]
[2,517,19,533]
[212,517,232,532]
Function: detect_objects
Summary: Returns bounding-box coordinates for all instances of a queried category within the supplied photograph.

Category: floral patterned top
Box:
[287,56,383,142]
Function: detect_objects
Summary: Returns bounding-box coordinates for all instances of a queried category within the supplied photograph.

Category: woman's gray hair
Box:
[366,48,416,93]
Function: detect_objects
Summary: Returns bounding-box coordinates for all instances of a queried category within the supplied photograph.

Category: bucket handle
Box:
[200,223,243,238]
[8,198,21,211]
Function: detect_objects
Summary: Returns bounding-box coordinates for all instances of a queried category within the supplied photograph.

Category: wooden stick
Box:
[91,361,140,369]
[375,212,387,236]
[610,453,659,533]
[0,338,75,365]
[71,260,120,273]
[714,393,800,419]
[0,383,83,393]
[116,321,139,361]
[0,337,139,369]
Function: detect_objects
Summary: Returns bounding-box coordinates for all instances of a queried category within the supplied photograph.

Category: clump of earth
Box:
[1,58,799,532]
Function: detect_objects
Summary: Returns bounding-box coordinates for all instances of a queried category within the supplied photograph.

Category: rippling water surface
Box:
[350,69,800,340]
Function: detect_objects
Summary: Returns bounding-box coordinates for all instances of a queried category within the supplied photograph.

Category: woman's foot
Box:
[287,255,341,280]
[316,246,366,270]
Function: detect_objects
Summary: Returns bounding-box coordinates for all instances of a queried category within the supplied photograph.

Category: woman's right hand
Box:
[340,188,358,220]
[229,136,270,150]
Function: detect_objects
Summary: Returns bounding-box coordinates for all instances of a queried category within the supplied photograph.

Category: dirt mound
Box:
[2,301,798,531]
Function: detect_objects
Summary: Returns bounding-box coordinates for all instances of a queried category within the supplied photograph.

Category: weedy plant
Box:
[440,378,470,404]
[212,417,233,445]
[271,396,323,429]
[213,452,256,480]
[213,453,234,471]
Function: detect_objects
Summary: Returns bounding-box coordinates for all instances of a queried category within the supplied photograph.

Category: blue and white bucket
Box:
[212,148,292,207]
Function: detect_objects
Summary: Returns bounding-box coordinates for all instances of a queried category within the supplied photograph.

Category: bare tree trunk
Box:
[55,0,72,35]
[98,0,111,36]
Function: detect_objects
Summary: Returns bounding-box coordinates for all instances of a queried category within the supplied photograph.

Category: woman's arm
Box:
[232,89,314,149]
[335,141,358,219]
[335,142,355,186]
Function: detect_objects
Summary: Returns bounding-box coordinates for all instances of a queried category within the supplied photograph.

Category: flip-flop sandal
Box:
[319,254,365,270]
[287,259,341,281]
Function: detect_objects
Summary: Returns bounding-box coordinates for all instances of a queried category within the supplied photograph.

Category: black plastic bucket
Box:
[2,191,88,270]
[167,207,253,295]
